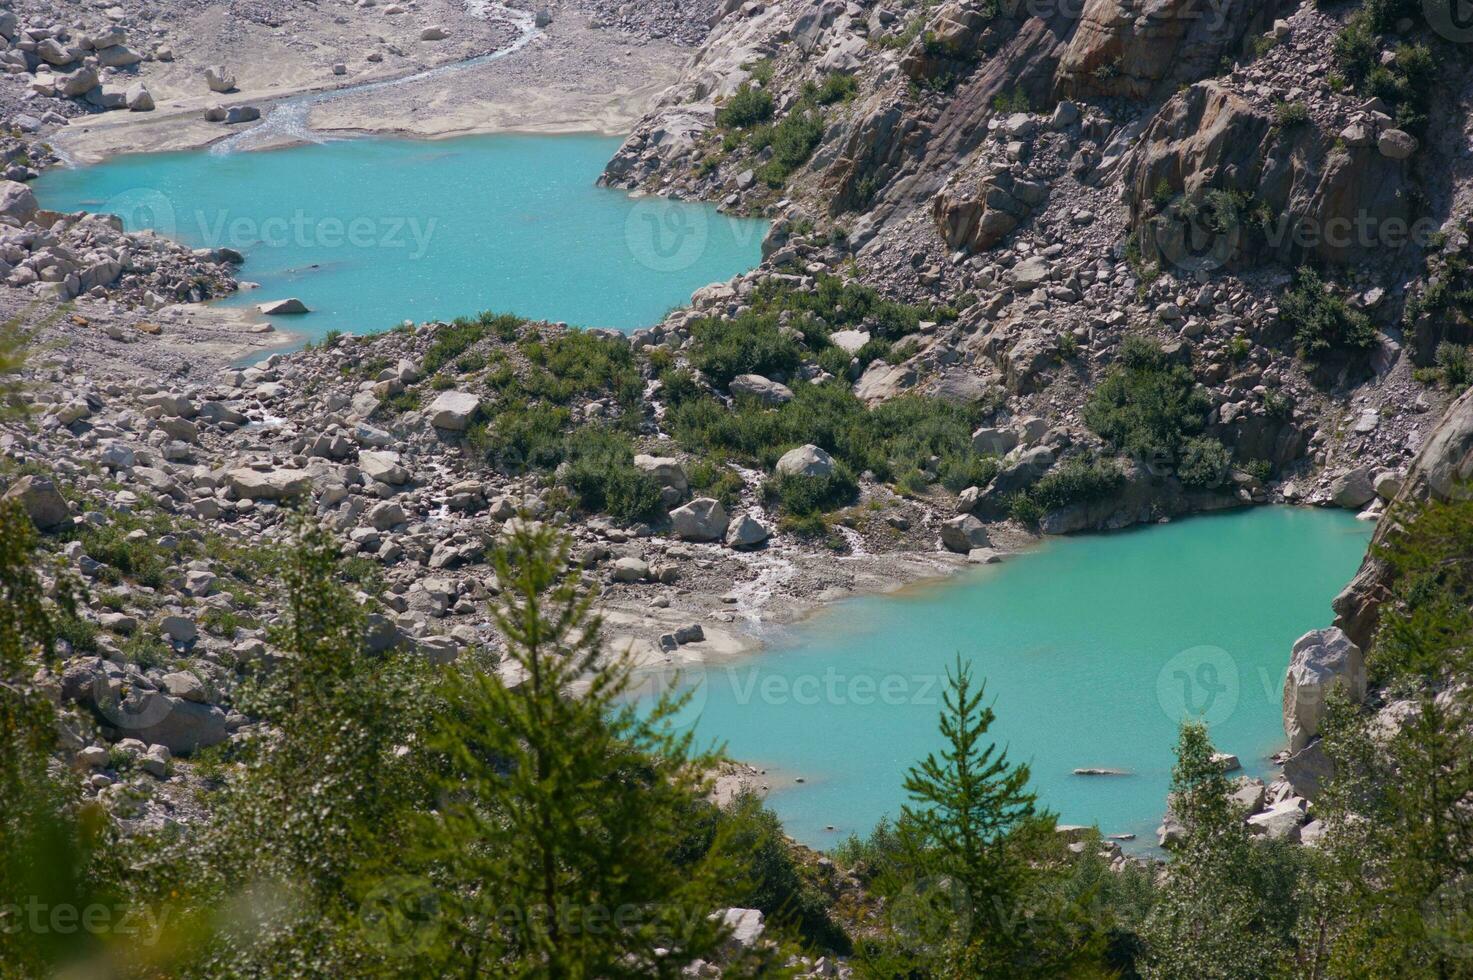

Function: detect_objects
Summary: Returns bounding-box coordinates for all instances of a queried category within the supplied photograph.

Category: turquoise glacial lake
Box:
[34,134,768,339]
[661,508,1370,851]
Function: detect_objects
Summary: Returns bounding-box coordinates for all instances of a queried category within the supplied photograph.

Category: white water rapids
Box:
[211,2,539,155]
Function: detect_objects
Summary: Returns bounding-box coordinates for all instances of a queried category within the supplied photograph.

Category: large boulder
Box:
[111,691,227,755]
[95,44,144,68]
[0,180,38,225]
[1055,0,1279,99]
[726,513,770,550]
[971,426,1019,457]
[359,451,409,485]
[670,497,729,542]
[776,444,835,479]
[2,475,70,530]
[428,390,481,431]
[634,455,689,494]
[56,67,101,98]
[1283,628,1366,753]
[1283,739,1335,801]
[204,65,237,93]
[730,374,794,405]
[1329,467,1375,509]
[228,467,312,501]
[941,514,990,554]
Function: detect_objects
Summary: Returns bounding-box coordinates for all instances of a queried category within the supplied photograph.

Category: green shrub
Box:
[1083,337,1210,465]
[468,402,571,473]
[557,428,664,524]
[1272,101,1310,127]
[423,312,524,374]
[1177,437,1233,489]
[1435,342,1473,390]
[686,459,746,506]
[1029,458,1125,512]
[757,109,825,187]
[765,466,859,516]
[688,313,804,387]
[716,83,774,129]
[79,524,170,589]
[811,73,859,105]
[519,330,643,407]
[1280,267,1377,360]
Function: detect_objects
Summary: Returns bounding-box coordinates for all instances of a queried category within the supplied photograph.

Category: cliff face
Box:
[1333,387,1473,650]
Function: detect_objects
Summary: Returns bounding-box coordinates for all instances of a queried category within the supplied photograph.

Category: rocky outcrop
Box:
[933,165,1049,252]
[1333,387,1473,648]
[1283,627,1366,753]
[1055,0,1280,100]
[1124,82,1411,268]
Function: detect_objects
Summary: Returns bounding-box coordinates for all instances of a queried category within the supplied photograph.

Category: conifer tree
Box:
[399,518,732,977]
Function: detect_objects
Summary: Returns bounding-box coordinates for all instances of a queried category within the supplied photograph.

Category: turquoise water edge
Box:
[659,508,1370,851]
[34,134,768,339]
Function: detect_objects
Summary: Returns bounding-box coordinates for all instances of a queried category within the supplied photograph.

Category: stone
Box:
[257,298,309,315]
[184,569,218,597]
[161,671,208,703]
[670,498,729,542]
[1373,470,1402,500]
[828,329,871,355]
[2,475,70,530]
[1283,739,1334,800]
[1246,797,1306,840]
[420,26,449,40]
[1013,256,1051,288]
[360,450,409,485]
[160,616,197,644]
[941,514,990,553]
[205,66,237,93]
[225,106,261,125]
[366,501,406,531]
[730,374,794,405]
[96,45,144,68]
[0,180,39,225]
[775,444,835,479]
[125,83,154,112]
[228,467,312,501]
[1329,467,1375,509]
[57,67,101,98]
[1283,628,1366,752]
[115,691,227,755]
[612,556,649,582]
[726,514,770,550]
[966,548,1002,564]
[971,426,1019,456]
[428,390,481,431]
[634,455,689,493]
[1377,128,1418,160]
[721,908,765,950]
[1229,778,1266,812]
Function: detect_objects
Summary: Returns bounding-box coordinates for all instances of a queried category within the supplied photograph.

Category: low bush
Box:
[557,428,664,524]
[716,83,774,129]
[1176,436,1233,489]
[1083,337,1210,466]
[764,466,859,517]
[755,109,825,188]
[423,311,524,374]
[1280,267,1377,360]
[688,313,804,388]
[1028,458,1125,513]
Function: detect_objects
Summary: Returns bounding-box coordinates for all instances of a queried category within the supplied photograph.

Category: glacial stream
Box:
[654,507,1370,852]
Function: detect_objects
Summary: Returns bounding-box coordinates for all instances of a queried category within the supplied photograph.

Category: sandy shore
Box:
[51,11,686,165]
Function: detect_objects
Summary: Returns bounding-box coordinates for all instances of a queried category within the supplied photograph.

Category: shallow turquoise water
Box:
[659,508,1370,851]
[34,135,767,338]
